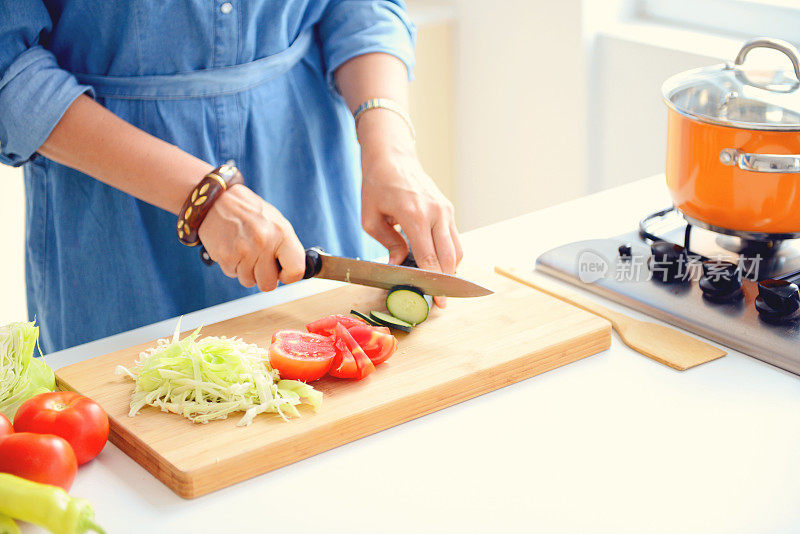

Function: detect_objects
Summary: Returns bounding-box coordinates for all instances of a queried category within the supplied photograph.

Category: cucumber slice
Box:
[350,310,381,326]
[369,311,413,333]
[386,286,431,326]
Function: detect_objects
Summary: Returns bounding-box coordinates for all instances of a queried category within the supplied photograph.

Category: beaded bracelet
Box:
[176,161,244,247]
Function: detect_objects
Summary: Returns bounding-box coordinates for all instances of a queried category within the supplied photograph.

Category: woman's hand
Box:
[358,110,463,307]
[198,184,306,291]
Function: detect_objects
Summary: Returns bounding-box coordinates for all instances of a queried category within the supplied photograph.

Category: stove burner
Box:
[638,207,800,282]
[715,235,783,257]
[536,206,800,375]
[681,212,800,242]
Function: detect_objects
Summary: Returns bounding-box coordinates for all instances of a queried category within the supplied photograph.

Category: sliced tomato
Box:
[306,314,367,337]
[346,325,398,365]
[333,323,375,380]
[328,338,358,379]
[269,330,337,382]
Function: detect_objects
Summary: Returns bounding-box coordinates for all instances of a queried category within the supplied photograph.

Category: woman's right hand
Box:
[198,184,307,291]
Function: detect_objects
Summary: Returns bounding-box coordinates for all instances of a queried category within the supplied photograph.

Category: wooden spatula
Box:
[495,266,726,371]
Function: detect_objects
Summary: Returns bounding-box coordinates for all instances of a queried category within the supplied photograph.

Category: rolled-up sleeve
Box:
[317,0,417,91]
[0,1,92,167]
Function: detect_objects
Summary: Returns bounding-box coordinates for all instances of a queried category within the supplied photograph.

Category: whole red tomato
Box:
[0,413,13,439]
[0,432,77,490]
[14,392,109,465]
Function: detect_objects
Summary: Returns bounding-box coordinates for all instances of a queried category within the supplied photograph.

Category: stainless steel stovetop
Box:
[536,208,800,375]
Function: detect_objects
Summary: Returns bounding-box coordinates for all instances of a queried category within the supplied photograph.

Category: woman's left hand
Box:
[358,110,463,308]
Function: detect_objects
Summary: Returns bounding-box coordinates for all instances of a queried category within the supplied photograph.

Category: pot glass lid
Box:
[663,38,800,131]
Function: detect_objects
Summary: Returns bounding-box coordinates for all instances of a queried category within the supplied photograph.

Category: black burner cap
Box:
[649,241,688,283]
[755,279,800,321]
[699,260,743,302]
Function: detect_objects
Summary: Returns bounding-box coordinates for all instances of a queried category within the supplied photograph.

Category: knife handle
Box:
[200,245,324,280]
[302,247,324,279]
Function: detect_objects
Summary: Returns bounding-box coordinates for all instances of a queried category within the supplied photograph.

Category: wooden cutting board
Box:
[55,266,610,498]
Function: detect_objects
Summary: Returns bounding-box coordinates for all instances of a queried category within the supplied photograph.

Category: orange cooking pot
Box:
[663,38,800,239]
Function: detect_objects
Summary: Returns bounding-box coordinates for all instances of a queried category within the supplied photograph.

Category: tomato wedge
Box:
[269,331,337,382]
[296,314,397,379]
[346,325,397,365]
[306,314,367,337]
[331,323,374,380]
[328,338,358,378]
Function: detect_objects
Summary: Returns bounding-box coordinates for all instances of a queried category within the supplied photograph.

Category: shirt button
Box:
[220,2,233,14]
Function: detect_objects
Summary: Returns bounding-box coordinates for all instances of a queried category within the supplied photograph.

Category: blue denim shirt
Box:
[0,0,415,353]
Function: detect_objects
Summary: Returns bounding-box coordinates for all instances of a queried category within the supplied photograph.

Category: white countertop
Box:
[38,175,800,534]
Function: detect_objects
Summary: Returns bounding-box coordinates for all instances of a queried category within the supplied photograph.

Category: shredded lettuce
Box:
[0,321,54,419]
[116,320,321,426]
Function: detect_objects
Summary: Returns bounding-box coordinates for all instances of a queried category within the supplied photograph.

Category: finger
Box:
[217,254,238,279]
[235,254,257,288]
[432,219,457,275]
[363,214,409,264]
[276,226,306,285]
[402,218,441,273]
[401,216,446,308]
[431,218,457,309]
[253,251,280,292]
[450,221,464,268]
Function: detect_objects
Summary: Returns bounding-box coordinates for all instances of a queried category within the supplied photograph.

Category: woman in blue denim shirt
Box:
[0,0,462,352]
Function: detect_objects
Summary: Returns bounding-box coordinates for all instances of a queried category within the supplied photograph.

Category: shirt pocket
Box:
[133,0,215,75]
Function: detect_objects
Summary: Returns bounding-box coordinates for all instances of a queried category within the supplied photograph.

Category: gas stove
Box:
[536,207,800,375]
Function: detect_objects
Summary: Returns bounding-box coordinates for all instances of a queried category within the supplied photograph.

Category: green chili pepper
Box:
[0,512,20,534]
[0,474,104,534]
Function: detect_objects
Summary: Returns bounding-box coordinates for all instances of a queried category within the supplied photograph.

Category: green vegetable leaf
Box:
[0,321,54,419]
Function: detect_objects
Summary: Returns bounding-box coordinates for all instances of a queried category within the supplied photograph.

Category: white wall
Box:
[452,0,588,230]
[408,2,457,203]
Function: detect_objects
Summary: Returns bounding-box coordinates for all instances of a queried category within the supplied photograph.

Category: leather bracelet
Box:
[176,161,244,247]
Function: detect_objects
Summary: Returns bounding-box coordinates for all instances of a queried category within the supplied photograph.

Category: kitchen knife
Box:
[201,246,493,297]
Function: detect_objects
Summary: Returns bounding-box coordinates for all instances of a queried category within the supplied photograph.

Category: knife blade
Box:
[200,246,492,297]
[308,248,493,297]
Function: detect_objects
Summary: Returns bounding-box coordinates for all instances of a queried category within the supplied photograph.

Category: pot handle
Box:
[734,37,800,82]
[719,149,800,173]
